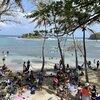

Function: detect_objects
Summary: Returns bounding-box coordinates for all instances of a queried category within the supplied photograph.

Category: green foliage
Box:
[21,31,42,39]
[26,0,100,36]
[89,32,100,40]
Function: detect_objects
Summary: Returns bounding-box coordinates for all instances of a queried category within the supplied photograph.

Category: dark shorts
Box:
[38,82,42,86]
[53,84,58,89]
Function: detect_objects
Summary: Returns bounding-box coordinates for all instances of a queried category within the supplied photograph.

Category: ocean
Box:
[0,35,100,71]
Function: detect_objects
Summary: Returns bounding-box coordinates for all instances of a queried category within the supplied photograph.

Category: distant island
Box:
[89,32,100,40]
[19,31,42,39]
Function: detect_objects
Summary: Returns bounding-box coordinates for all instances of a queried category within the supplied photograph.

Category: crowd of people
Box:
[0,60,44,100]
[52,59,100,100]
[0,57,100,100]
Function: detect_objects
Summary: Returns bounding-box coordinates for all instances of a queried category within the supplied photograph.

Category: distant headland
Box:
[89,32,100,40]
[18,31,42,39]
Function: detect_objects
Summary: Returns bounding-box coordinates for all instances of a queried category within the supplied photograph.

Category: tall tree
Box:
[51,1,66,71]
[27,2,50,72]
[72,33,78,69]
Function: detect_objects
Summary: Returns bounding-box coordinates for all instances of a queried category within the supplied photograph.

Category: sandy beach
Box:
[0,37,99,100]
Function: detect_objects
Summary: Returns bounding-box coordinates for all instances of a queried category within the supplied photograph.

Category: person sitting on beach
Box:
[79,71,84,76]
[59,59,63,67]
[91,85,97,100]
[57,70,64,82]
[73,69,79,85]
[17,72,23,81]
[2,64,7,73]
[88,61,93,69]
[78,64,83,71]
[30,70,36,83]
[29,82,36,94]
[8,71,14,78]
[66,80,71,99]
[53,75,59,95]
[81,85,90,100]
[37,72,44,91]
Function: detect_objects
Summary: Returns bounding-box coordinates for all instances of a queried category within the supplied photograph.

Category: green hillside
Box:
[89,33,100,40]
[19,32,42,39]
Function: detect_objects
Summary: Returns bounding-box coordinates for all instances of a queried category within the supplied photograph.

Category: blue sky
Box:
[0,0,100,37]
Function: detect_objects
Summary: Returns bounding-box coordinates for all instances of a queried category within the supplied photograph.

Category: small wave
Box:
[15,37,35,41]
[94,44,100,48]
[47,38,57,40]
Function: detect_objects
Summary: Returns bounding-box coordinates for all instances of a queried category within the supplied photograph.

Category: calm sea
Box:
[0,35,100,71]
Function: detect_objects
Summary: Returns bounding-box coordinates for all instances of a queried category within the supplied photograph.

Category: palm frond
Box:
[87,27,97,41]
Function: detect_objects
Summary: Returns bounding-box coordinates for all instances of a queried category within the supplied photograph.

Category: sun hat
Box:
[85,83,89,87]
[54,78,58,83]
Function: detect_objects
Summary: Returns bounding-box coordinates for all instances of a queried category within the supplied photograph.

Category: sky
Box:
[0,0,100,37]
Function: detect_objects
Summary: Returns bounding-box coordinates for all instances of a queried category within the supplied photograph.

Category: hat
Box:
[54,78,58,83]
[66,80,69,83]
[85,83,89,86]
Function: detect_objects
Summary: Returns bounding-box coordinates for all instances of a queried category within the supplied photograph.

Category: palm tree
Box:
[82,27,89,82]
[27,2,50,72]
[50,1,66,72]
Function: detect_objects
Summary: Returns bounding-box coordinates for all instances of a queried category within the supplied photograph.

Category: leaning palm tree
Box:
[27,2,50,72]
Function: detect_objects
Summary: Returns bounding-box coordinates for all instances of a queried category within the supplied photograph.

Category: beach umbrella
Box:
[14,96,23,100]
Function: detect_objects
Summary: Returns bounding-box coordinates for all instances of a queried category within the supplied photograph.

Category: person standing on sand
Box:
[27,60,30,72]
[53,75,59,95]
[97,60,99,69]
[66,64,71,79]
[7,51,9,56]
[23,62,26,73]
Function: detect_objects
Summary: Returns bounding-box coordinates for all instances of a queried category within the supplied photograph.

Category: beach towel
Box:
[14,96,23,100]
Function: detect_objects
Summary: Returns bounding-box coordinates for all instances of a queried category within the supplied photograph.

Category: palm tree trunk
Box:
[63,35,68,65]
[41,24,47,72]
[53,12,65,72]
[82,27,89,82]
[41,37,46,72]
[72,33,78,69]
[57,35,65,72]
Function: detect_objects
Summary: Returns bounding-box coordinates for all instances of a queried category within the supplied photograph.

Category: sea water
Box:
[0,35,99,71]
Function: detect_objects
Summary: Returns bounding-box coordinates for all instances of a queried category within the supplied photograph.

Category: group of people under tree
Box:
[22,60,44,91]
[52,58,100,100]
[52,67,100,100]
[88,60,100,70]
[0,60,45,99]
